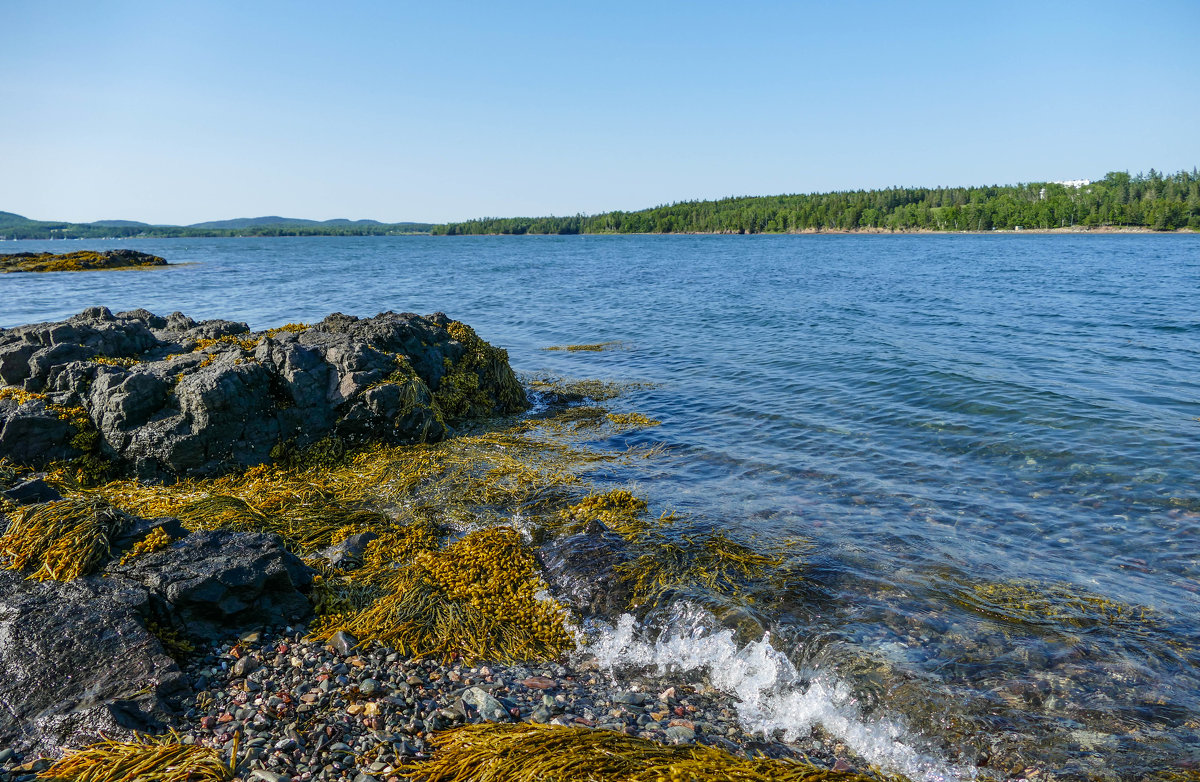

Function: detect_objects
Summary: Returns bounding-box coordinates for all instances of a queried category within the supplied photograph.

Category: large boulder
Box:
[0,570,182,757]
[0,523,313,757]
[0,308,527,480]
[109,530,314,640]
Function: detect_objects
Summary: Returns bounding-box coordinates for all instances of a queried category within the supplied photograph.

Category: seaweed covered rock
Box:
[0,249,168,274]
[0,308,527,480]
[0,570,183,758]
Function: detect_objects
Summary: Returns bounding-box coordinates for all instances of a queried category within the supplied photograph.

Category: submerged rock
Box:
[0,308,527,480]
[538,521,633,618]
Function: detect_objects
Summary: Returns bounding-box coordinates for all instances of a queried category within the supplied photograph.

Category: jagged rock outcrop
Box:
[0,308,526,480]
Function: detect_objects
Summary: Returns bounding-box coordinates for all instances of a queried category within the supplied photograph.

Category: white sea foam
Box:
[581,605,974,782]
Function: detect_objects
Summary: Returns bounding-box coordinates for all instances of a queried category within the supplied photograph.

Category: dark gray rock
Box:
[109,530,313,641]
[0,309,526,480]
[1,478,61,506]
[538,521,633,617]
[0,395,77,465]
[319,531,380,570]
[0,571,182,758]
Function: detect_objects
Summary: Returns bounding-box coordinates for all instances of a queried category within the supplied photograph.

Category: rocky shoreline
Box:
[0,309,878,782]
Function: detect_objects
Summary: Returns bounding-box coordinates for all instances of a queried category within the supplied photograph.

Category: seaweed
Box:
[434,320,526,422]
[37,732,236,782]
[949,577,1155,631]
[542,341,623,352]
[91,355,141,368]
[118,526,175,565]
[0,496,131,581]
[145,619,198,661]
[312,526,574,662]
[616,531,780,608]
[401,723,879,782]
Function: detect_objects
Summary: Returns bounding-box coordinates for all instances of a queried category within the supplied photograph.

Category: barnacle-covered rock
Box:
[0,308,527,480]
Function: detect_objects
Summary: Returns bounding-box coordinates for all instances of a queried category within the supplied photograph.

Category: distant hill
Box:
[88,220,153,228]
[0,212,433,239]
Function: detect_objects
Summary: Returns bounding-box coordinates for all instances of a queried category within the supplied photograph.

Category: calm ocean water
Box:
[2,235,1198,779]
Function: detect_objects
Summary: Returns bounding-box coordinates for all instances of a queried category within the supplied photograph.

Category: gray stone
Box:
[328,630,358,656]
[462,686,511,722]
[665,725,695,744]
[1,478,61,506]
[232,655,260,678]
[0,571,182,757]
[251,771,292,782]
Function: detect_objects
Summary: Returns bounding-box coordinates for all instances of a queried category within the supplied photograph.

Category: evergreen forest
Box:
[432,169,1200,235]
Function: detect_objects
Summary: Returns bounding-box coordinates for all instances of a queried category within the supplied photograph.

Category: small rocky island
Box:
[0,249,167,273]
[0,309,871,782]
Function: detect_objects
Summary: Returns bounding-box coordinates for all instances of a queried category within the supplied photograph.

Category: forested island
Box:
[4,169,1197,240]
[433,169,1200,235]
[0,213,433,240]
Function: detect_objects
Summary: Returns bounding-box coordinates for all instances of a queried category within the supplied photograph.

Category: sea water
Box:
[2,234,1198,779]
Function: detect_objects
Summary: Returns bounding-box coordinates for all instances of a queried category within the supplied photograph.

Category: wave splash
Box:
[581,604,975,782]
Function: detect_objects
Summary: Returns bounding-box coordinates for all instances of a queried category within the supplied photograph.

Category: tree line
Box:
[431,169,1200,235]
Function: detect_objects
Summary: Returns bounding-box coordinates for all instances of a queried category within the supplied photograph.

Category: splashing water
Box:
[582,606,975,782]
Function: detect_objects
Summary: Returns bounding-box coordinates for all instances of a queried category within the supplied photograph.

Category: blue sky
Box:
[2,1,1197,224]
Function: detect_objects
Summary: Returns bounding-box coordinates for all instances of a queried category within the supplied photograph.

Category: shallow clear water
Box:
[3,234,1199,778]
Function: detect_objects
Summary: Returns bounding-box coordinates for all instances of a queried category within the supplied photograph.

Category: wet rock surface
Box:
[0,308,526,480]
[0,569,181,758]
[0,523,313,761]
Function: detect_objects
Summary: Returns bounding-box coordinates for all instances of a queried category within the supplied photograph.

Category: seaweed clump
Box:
[435,320,527,422]
[0,496,131,581]
[402,723,878,782]
[118,526,175,565]
[37,733,235,782]
[950,577,1155,631]
[542,341,623,352]
[313,526,574,662]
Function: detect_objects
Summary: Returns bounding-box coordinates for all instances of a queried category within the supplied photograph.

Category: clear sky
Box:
[2,0,1197,224]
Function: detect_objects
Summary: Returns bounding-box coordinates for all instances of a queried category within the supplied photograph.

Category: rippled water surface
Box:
[2,235,1199,778]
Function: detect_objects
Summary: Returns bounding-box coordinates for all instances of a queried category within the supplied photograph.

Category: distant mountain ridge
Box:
[0,212,431,239]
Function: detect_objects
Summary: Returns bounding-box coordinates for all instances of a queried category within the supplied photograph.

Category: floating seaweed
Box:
[541,341,624,352]
[949,577,1155,631]
[37,732,236,782]
[401,723,880,782]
